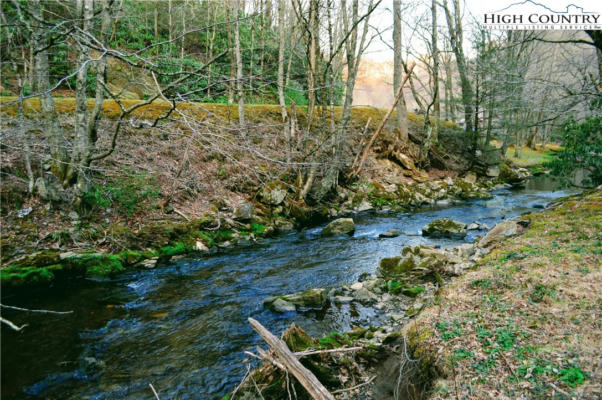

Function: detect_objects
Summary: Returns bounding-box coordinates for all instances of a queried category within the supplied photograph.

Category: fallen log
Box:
[248,317,335,400]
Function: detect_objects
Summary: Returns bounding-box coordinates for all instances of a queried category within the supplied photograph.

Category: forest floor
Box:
[404,189,602,399]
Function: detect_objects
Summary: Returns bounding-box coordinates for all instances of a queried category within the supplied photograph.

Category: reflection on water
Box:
[1,176,578,399]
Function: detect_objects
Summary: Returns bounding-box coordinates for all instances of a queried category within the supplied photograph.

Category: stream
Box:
[1,176,577,399]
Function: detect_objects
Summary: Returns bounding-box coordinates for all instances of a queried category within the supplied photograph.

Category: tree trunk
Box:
[66,0,94,196]
[430,0,439,143]
[277,0,290,164]
[393,0,409,142]
[443,0,474,133]
[30,0,68,182]
[227,2,235,104]
[234,0,246,130]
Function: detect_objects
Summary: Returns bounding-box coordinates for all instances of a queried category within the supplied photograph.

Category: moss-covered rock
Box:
[264,288,329,310]
[0,265,56,288]
[8,250,61,268]
[377,256,417,278]
[422,218,467,239]
[259,180,288,205]
[321,218,355,236]
[499,162,524,184]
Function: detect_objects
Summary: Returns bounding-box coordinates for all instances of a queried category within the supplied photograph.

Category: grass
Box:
[403,190,601,399]
[505,145,557,168]
[488,140,560,168]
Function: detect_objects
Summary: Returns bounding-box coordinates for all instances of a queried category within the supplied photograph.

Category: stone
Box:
[35,176,62,202]
[467,222,480,230]
[356,200,373,212]
[274,219,294,232]
[353,288,378,304]
[379,229,402,238]
[478,219,523,248]
[456,243,475,259]
[332,296,354,304]
[463,172,477,184]
[278,288,329,309]
[195,241,209,252]
[259,181,288,206]
[268,298,296,313]
[17,207,32,218]
[68,211,80,221]
[59,251,77,260]
[321,218,355,236]
[486,166,500,177]
[141,258,158,269]
[422,218,467,239]
[453,262,472,275]
[234,202,254,221]
[350,282,364,291]
[499,163,524,184]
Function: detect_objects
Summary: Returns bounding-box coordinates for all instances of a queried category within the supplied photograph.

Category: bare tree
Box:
[393,0,409,142]
[442,0,473,133]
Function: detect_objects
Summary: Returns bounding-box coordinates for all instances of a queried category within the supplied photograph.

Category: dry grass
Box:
[404,190,602,399]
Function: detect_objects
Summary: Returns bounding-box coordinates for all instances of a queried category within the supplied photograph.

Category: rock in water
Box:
[379,229,402,238]
[267,298,296,313]
[264,288,328,311]
[422,218,467,239]
[321,218,355,236]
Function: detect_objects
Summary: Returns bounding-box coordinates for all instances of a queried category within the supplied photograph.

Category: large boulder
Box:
[259,181,288,206]
[422,218,467,239]
[321,218,355,236]
[499,163,525,185]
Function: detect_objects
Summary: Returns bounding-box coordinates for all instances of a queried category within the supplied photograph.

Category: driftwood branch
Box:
[294,346,363,358]
[350,62,416,177]
[0,317,28,331]
[1,304,74,315]
[149,383,161,400]
[248,317,335,400]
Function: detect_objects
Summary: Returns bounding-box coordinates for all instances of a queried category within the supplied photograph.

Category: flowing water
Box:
[1,176,577,399]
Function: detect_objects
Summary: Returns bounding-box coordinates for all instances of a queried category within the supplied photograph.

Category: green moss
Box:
[158,242,191,257]
[0,265,55,287]
[9,250,61,268]
[62,254,125,277]
[282,324,315,352]
[319,331,350,349]
[403,286,425,297]
[117,250,145,266]
[378,255,416,278]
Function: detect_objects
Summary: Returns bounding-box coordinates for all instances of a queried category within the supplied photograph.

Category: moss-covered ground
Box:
[404,190,601,399]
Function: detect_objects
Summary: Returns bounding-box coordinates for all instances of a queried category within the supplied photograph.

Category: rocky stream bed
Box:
[0,174,577,399]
